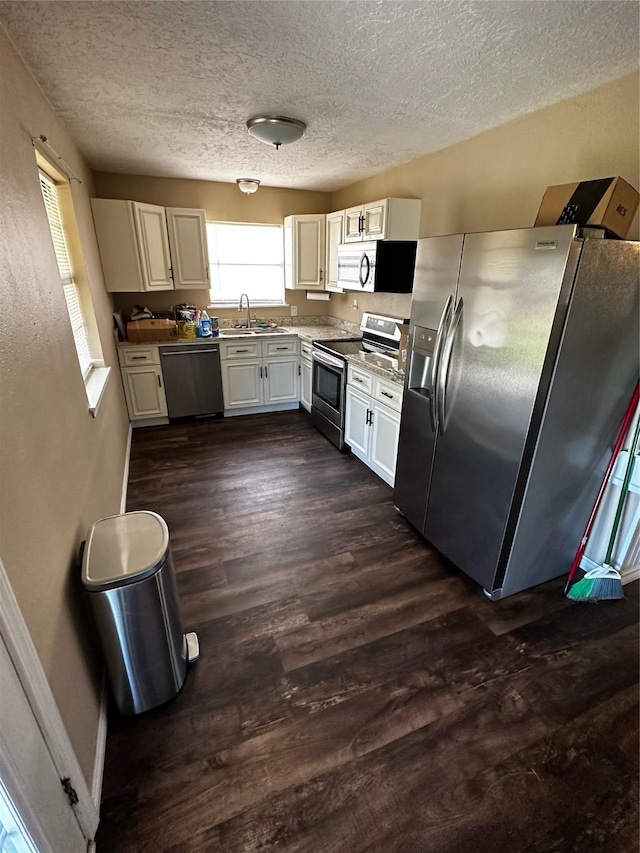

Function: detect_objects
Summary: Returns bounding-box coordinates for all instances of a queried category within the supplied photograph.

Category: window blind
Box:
[39,170,93,378]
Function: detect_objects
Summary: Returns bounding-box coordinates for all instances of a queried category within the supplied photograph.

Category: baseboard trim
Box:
[91,675,108,811]
[120,424,132,513]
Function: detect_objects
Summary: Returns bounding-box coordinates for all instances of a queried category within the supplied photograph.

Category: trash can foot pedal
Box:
[186,632,200,663]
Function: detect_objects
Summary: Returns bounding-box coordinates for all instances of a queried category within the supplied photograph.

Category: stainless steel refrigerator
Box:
[394,225,639,599]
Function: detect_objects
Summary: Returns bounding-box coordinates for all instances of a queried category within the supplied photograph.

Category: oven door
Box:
[312,349,346,427]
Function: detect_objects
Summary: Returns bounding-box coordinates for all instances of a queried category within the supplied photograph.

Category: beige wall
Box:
[93,172,333,321]
[329,72,640,322]
[0,29,130,784]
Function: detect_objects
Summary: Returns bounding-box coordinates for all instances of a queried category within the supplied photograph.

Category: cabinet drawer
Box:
[300,340,313,360]
[347,365,373,394]
[262,337,299,358]
[118,346,160,367]
[220,341,261,360]
[373,376,403,413]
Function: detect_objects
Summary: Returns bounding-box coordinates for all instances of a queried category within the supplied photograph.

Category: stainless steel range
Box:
[311,313,408,450]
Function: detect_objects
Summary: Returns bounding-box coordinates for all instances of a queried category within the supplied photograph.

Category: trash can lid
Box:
[81,511,170,591]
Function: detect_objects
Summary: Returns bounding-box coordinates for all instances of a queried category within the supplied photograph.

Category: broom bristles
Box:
[566,566,624,602]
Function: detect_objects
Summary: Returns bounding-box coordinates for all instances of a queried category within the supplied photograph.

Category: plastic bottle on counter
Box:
[210,316,219,337]
[199,310,212,337]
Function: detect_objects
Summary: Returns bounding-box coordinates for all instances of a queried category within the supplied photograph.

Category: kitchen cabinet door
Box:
[369,400,401,486]
[344,206,364,242]
[222,360,264,409]
[325,210,345,292]
[133,202,174,290]
[345,386,371,457]
[121,365,168,419]
[363,200,387,240]
[283,214,326,290]
[300,357,312,412]
[264,357,299,404]
[166,208,210,289]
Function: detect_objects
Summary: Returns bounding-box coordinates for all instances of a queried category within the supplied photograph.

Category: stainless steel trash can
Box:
[81,510,195,715]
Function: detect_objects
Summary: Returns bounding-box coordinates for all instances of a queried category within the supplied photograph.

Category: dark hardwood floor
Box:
[96,411,639,853]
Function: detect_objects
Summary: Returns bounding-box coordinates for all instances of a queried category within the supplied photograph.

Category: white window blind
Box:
[39,170,94,378]
[206,222,284,304]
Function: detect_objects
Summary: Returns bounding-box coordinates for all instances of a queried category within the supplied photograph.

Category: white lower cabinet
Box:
[221,336,300,414]
[265,357,299,404]
[345,366,403,486]
[300,356,312,412]
[118,345,168,422]
[222,360,263,408]
[122,365,168,419]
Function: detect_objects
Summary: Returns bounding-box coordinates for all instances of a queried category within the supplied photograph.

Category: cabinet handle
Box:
[353,376,363,383]
[365,409,370,425]
[381,391,393,399]
[260,366,263,379]
[276,346,289,350]
[359,215,365,234]
[369,409,374,425]
[157,375,162,387]
[319,268,323,282]
[168,266,173,280]
[298,364,301,376]
[265,365,268,379]
[131,355,147,360]
[236,348,250,353]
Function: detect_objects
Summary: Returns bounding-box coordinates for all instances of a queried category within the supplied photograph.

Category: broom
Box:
[565,385,640,601]
[567,393,640,602]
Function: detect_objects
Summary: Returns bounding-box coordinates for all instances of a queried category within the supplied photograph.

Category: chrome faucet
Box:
[238,293,252,329]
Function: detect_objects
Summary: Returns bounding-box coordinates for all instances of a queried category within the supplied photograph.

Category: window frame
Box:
[37,162,110,415]
[206,221,286,307]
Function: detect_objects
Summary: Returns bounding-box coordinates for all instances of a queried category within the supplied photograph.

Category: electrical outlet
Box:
[291,305,298,317]
[352,298,358,310]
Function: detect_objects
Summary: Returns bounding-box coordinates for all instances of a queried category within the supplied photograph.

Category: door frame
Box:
[0,556,99,843]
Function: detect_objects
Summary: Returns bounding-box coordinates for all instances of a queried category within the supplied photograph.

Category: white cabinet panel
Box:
[118,345,160,367]
[284,214,326,290]
[369,400,401,486]
[222,360,264,409]
[300,356,312,412]
[345,386,371,457]
[264,357,299,404]
[325,211,345,292]
[166,208,210,289]
[122,365,168,419]
[133,202,173,290]
[363,201,386,240]
[346,365,404,487]
[337,198,421,243]
[344,206,364,242]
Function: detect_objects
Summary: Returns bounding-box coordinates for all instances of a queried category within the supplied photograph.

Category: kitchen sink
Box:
[221,327,290,337]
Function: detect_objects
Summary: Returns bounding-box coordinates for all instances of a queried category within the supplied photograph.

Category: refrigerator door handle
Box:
[429,295,453,433]
[437,297,464,435]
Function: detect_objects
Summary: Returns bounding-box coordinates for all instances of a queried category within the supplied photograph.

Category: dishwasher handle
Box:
[160,348,219,356]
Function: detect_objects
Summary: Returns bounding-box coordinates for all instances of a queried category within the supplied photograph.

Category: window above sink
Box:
[206,222,285,306]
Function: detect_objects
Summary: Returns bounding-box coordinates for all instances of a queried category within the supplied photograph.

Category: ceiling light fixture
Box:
[247,116,306,150]
[236,178,260,195]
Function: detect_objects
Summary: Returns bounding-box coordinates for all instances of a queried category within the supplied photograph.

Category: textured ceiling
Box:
[1,0,638,191]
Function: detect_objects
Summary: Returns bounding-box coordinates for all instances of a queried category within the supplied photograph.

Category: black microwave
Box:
[337,240,416,293]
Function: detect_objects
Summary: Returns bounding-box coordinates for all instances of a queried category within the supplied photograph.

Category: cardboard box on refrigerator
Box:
[534,176,639,239]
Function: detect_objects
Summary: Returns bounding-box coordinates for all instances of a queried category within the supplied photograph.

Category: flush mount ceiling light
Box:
[247,116,306,150]
[236,178,260,195]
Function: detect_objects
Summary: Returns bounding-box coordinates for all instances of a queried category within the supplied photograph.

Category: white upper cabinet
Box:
[342,198,421,243]
[284,214,326,290]
[132,202,174,290]
[92,199,209,292]
[166,208,210,289]
[325,210,345,293]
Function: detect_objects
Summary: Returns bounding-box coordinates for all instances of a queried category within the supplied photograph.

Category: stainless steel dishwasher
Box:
[159,343,224,418]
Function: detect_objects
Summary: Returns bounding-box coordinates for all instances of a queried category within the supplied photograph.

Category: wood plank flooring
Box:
[96,411,639,853]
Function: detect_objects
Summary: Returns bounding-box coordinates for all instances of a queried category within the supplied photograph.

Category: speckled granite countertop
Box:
[117,324,359,347]
[345,352,406,386]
